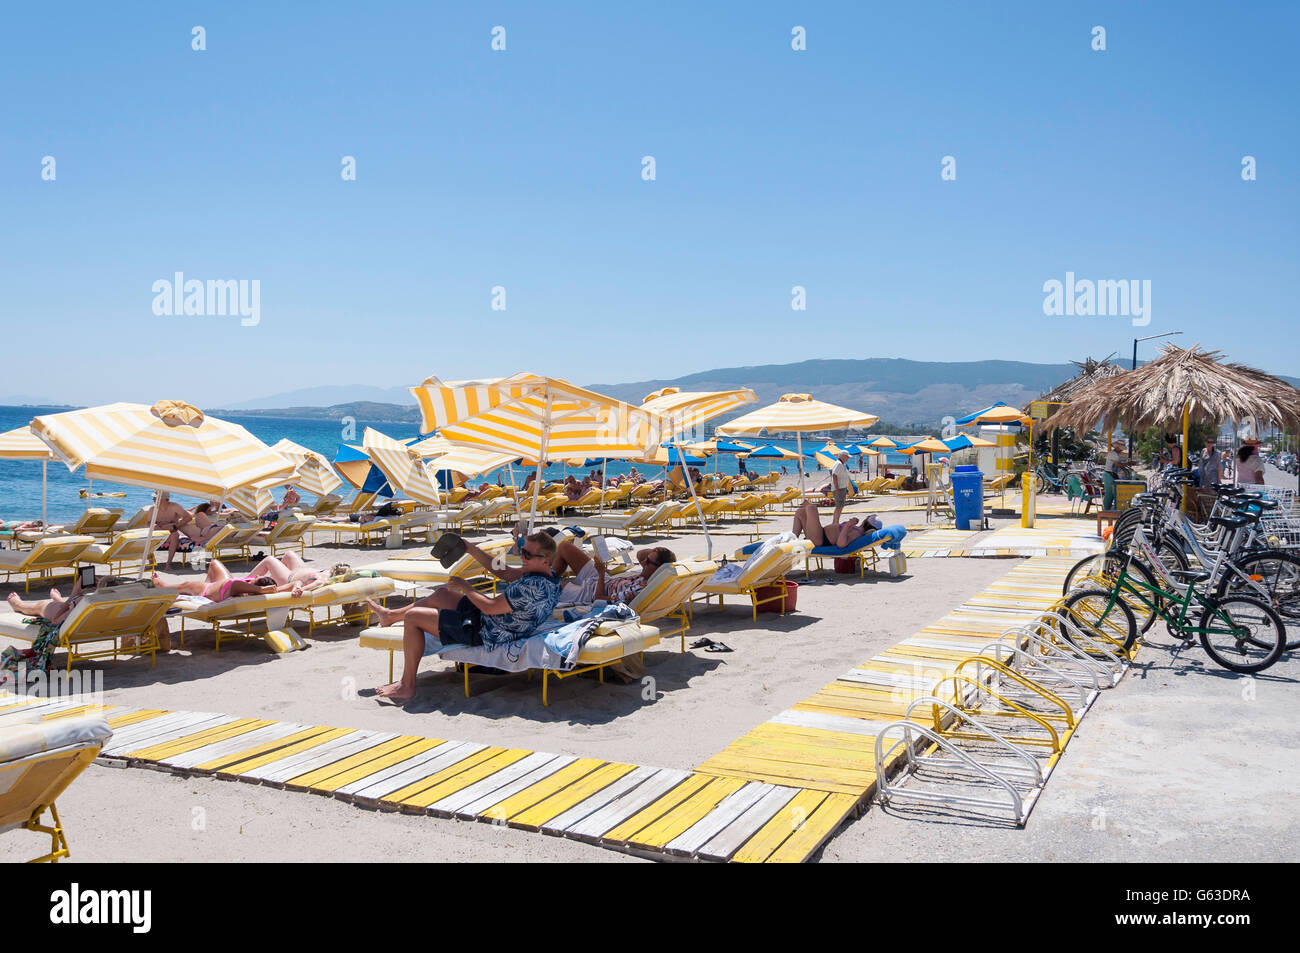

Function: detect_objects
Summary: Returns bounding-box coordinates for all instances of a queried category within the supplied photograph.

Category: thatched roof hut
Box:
[1041,345,1300,434]
[1032,356,1126,407]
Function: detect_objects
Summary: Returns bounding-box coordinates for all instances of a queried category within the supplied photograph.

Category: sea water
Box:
[0,405,913,524]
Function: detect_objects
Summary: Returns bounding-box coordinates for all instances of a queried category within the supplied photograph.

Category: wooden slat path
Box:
[693,556,1078,830]
[901,521,1103,558]
[1,695,845,863]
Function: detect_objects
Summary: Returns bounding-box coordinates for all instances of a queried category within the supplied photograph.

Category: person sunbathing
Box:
[791,502,867,548]
[163,502,224,569]
[151,562,279,601]
[242,552,350,595]
[7,575,92,628]
[364,532,562,701]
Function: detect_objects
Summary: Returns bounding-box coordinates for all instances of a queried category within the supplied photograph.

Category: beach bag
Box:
[885,552,907,577]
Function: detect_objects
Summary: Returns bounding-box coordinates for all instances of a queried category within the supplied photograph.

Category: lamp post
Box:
[1128,330,1183,457]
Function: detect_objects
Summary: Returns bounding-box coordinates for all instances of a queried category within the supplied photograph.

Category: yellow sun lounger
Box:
[558,558,717,651]
[179,575,397,653]
[205,522,263,561]
[249,514,316,556]
[358,617,663,706]
[0,710,113,862]
[0,536,96,592]
[692,540,812,620]
[79,529,172,575]
[0,582,178,669]
[297,493,345,518]
[32,508,123,543]
[568,507,659,537]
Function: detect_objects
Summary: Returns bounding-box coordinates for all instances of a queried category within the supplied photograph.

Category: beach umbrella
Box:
[362,428,445,506]
[419,373,668,531]
[957,403,1031,427]
[640,387,757,440]
[943,434,996,452]
[0,425,57,531]
[31,400,295,576]
[270,438,343,499]
[226,479,278,519]
[740,444,801,476]
[719,394,878,495]
[333,444,396,498]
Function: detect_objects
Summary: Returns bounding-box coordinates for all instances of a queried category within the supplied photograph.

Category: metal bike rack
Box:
[875,697,1045,826]
[978,639,1096,713]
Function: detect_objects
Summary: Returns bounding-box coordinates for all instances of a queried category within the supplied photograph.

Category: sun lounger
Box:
[560,558,717,651]
[568,507,659,537]
[31,508,123,543]
[0,710,113,862]
[367,540,513,592]
[179,575,397,653]
[79,529,171,574]
[248,514,316,556]
[298,493,344,518]
[692,540,812,619]
[205,522,262,561]
[0,582,177,668]
[804,527,907,578]
[0,536,95,592]
[358,616,663,706]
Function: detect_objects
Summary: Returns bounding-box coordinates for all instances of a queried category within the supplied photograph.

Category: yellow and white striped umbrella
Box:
[31,401,295,498]
[0,426,55,459]
[424,445,520,478]
[270,438,343,498]
[409,376,536,434]
[361,428,444,506]
[434,374,666,461]
[716,394,879,435]
[226,480,277,518]
[640,387,757,440]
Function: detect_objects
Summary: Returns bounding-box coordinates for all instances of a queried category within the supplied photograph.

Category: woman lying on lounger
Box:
[791,502,878,549]
[151,553,350,601]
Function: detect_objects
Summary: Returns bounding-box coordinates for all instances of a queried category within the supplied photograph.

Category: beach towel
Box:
[417,604,635,673]
[713,531,798,585]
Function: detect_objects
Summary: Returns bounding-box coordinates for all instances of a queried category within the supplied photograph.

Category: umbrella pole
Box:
[526,388,552,535]
[142,493,160,580]
[679,451,712,559]
[506,462,520,530]
[599,459,607,513]
[41,459,47,532]
[1182,403,1191,514]
[796,433,805,500]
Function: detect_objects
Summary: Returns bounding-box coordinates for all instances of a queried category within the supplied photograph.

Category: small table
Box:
[1096,510,1122,537]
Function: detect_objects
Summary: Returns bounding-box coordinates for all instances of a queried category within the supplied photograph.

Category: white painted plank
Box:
[103,711,223,755]
[768,709,896,737]
[333,741,457,798]
[260,730,396,785]
[236,730,364,782]
[567,768,693,842]
[665,782,775,856]
[353,742,487,803]
[696,785,801,862]
[457,755,578,819]
[121,716,243,757]
[429,752,561,816]
[165,721,314,769]
[542,765,659,835]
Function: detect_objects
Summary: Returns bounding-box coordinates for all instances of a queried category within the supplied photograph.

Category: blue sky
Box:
[1,1,1296,407]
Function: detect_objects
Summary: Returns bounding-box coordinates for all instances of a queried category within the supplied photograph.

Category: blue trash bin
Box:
[951,465,984,530]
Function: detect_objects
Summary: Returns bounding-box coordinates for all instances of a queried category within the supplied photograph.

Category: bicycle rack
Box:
[934,665,1070,755]
[977,639,1096,714]
[1038,608,1134,668]
[997,622,1116,690]
[875,696,1045,826]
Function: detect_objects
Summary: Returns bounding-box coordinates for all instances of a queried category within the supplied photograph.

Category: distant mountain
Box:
[211,401,423,424]
[0,394,64,407]
[221,358,1300,428]
[222,385,417,411]
[589,358,1085,427]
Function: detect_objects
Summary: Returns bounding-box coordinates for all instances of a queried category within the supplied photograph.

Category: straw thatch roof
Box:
[1032,355,1126,407]
[1041,345,1300,434]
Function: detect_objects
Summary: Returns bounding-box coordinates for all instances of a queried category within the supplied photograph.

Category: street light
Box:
[1127,330,1183,457]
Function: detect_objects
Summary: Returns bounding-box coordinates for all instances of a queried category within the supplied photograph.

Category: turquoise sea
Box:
[0,405,914,523]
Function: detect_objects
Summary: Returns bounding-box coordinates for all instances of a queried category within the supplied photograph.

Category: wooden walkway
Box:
[902,521,1103,558]
[694,556,1079,796]
[0,694,852,863]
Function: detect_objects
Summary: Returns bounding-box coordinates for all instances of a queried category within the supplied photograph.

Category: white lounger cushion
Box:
[0,715,112,763]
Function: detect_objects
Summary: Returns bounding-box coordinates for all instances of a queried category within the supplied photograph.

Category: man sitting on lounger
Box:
[364,532,562,701]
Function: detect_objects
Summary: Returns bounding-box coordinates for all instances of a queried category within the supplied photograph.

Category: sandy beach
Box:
[4,475,1298,863]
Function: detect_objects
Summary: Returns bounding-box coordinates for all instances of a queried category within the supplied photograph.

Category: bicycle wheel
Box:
[1217,550,1300,651]
[1197,595,1286,674]
[1061,552,1161,633]
[1061,587,1138,653]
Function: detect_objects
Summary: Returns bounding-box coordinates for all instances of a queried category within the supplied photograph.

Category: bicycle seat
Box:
[1170,569,1211,584]
[1211,515,1249,530]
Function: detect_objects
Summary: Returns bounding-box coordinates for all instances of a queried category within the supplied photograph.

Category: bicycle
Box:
[1061,523,1286,674]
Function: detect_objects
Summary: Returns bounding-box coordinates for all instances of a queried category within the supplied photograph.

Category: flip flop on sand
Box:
[704,642,733,653]
[690,637,715,649]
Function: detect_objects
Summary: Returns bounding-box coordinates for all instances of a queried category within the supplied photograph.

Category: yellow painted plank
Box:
[509,763,636,830]
[696,753,872,793]
[286,735,429,789]
[128,718,270,761]
[601,774,714,844]
[694,764,861,795]
[626,777,748,849]
[107,709,171,729]
[220,727,353,776]
[312,738,447,793]
[764,792,860,863]
[706,742,879,778]
[399,748,534,809]
[732,789,830,863]
[384,747,507,804]
[746,724,879,752]
[192,726,335,772]
[40,704,118,721]
[489,757,606,822]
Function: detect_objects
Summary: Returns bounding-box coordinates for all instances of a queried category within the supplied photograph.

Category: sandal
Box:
[704,641,733,653]
[690,637,715,649]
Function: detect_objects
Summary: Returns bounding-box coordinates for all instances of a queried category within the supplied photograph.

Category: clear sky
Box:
[1,1,1296,407]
